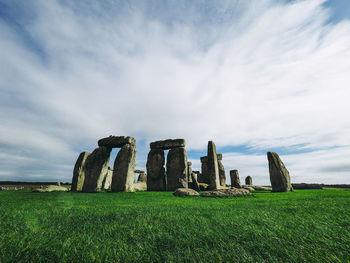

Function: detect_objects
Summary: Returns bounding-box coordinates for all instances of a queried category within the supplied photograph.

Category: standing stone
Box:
[199,157,210,184]
[102,167,113,190]
[267,152,293,192]
[72,152,90,191]
[189,172,200,192]
[230,170,241,188]
[166,147,188,191]
[187,162,193,183]
[245,176,253,186]
[146,149,166,191]
[208,141,221,190]
[137,172,147,183]
[218,159,226,187]
[111,144,136,192]
[82,147,111,192]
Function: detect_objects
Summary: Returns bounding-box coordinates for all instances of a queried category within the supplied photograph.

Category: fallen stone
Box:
[242,185,255,192]
[245,176,253,186]
[111,144,136,192]
[166,147,188,191]
[150,139,185,150]
[33,185,69,192]
[173,188,199,197]
[200,188,251,197]
[267,152,293,192]
[134,182,147,191]
[146,149,166,191]
[252,185,271,191]
[98,136,135,148]
[230,170,241,188]
[208,141,221,190]
[292,183,323,190]
[82,146,111,192]
[71,152,90,191]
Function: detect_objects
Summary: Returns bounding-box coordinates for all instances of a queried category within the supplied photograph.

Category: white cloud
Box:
[0,0,349,183]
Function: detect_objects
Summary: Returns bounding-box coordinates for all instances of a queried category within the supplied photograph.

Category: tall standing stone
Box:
[245,176,253,186]
[166,147,188,191]
[187,162,193,183]
[82,146,111,192]
[208,141,221,190]
[230,170,241,188]
[267,152,293,192]
[218,160,226,187]
[72,151,90,191]
[199,157,210,184]
[111,144,136,192]
[146,149,166,191]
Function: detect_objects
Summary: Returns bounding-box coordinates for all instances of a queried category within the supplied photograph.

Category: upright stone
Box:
[72,151,90,191]
[199,157,210,184]
[102,167,113,190]
[230,170,241,188]
[166,147,188,191]
[137,172,147,183]
[218,159,226,187]
[111,144,136,192]
[189,172,200,191]
[146,149,166,191]
[208,141,221,190]
[187,162,193,183]
[267,152,293,192]
[245,176,253,186]
[82,147,111,192]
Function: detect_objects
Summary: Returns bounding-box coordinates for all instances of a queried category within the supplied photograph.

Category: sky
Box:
[0,0,350,185]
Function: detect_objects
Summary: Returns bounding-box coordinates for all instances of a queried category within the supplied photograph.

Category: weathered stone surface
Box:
[216,154,222,160]
[245,176,253,186]
[252,185,271,191]
[208,141,221,190]
[218,160,226,187]
[242,185,255,192]
[200,154,222,163]
[166,147,188,191]
[102,167,113,190]
[134,182,147,191]
[199,161,210,184]
[111,144,136,192]
[146,149,166,191]
[200,188,250,197]
[135,169,145,174]
[137,172,147,183]
[173,188,199,197]
[82,147,111,192]
[150,139,185,150]
[98,136,135,148]
[188,172,200,191]
[187,162,193,183]
[230,170,241,188]
[33,185,68,192]
[267,152,293,192]
[72,152,90,191]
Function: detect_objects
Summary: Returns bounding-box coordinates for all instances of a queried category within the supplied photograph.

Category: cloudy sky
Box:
[1,0,350,184]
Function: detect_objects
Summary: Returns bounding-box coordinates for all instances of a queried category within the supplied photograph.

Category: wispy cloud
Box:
[0,0,349,183]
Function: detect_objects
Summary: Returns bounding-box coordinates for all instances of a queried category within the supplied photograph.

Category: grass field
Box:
[0,189,349,263]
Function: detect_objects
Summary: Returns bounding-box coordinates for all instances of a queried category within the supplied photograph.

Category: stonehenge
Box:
[267,152,293,192]
[72,136,293,195]
[230,170,241,188]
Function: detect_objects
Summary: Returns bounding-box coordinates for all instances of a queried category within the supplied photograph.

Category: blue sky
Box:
[0,0,350,184]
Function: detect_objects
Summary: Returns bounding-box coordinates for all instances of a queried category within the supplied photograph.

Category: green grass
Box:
[0,189,349,263]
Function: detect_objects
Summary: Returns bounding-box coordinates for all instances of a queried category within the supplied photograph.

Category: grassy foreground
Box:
[0,189,349,263]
